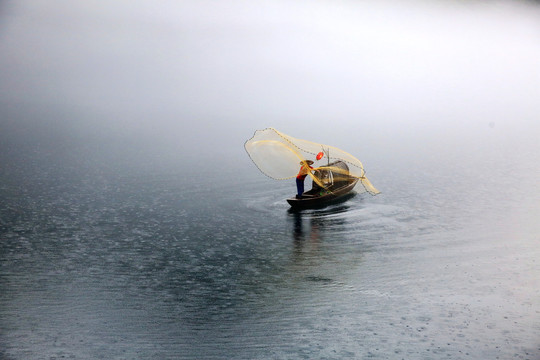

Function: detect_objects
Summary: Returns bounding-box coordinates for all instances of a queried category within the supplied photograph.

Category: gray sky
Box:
[1,0,539,167]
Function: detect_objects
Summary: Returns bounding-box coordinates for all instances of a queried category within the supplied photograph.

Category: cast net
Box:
[244,128,379,195]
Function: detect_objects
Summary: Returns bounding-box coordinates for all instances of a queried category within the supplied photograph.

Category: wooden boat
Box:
[287,161,359,209]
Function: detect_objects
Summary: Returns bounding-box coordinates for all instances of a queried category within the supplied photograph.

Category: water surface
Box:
[1,142,538,359]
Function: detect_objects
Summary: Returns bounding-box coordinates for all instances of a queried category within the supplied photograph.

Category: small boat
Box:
[244,128,379,208]
[287,161,359,209]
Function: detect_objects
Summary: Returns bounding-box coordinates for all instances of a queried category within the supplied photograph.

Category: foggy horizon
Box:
[1,0,539,171]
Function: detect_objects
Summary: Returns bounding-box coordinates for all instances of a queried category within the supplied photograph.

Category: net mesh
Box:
[244,128,380,195]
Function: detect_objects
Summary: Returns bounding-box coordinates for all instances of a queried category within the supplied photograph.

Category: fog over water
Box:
[1,1,539,359]
[1,0,539,164]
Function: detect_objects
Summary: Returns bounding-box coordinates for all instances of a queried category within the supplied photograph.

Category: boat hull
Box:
[287,178,359,209]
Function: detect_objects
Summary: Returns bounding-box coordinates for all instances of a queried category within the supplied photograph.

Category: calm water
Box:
[1,139,539,360]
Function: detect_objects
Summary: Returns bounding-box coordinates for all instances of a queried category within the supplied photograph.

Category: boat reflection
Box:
[288,203,351,259]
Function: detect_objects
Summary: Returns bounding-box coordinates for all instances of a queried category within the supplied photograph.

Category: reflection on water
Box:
[288,202,351,260]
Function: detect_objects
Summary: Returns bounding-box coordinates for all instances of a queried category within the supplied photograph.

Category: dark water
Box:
[1,141,539,360]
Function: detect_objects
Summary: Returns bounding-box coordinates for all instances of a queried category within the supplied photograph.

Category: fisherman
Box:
[296,160,314,199]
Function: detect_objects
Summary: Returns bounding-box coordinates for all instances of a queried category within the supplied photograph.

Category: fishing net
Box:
[244,128,379,195]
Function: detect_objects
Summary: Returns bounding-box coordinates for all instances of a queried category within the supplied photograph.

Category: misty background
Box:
[1,0,539,176]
